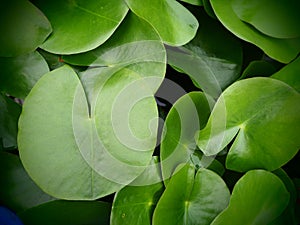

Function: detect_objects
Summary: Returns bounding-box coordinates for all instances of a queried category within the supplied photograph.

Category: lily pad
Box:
[0,51,49,99]
[0,0,52,57]
[166,10,242,98]
[210,0,300,63]
[231,0,300,39]
[0,152,53,213]
[197,77,300,172]
[18,200,111,225]
[153,164,230,225]
[272,56,300,92]
[211,170,290,225]
[34,0,129,54]
[125,0,198,46]
[160,92,214,184]
[110,157,164,225]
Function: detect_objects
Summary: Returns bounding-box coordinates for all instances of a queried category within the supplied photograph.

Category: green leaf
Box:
[179,0,203,6]
[34,0,128,54]
[239,60,277,79]
[0,152,53,213]
[197,77,300,172]
[18,200,111,225]
[210,0,300,63]
[0,51,49,99]
[110,157,164,225]
[211,170,290,225]
[0,0,52,57]
[153,164,230,225]
[63,12,165,68]
[272,56,300,92]
[166,10,242,98]
[125,0,198,46]
[160,92,214,184]
[231,0,300,39]
[0,94,21,149]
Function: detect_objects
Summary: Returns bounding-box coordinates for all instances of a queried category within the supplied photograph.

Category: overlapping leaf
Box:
[166,10,242,98]
[125,0,198,46]
[0,51,49,99]
[153,164,230,225]
[210,0,300,63]
[18,14,166,200]
[0,0,52,57]
[197,77,300,172]
[34,0,129,54]
[211,170,290,225]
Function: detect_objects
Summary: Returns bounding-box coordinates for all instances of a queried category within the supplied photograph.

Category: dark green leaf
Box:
[0,51,49,99]
[211,170,290,225]
[0,0,52,57]
[0,152,53,213]
[18,200,111,225]
[240,60,276,79]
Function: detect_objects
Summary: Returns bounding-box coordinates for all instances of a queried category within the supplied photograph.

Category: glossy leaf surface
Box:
[179,0,202,6]
[211,170,290,225]
[34,0,128,54]
[0,152,53,213]
[231,0,300,39]
[18,200,111,225]
[272,56,300,92]
[125,0,198,46]
[166,10,242,98]
[153,164,230,225]
[0,95,21,149]
[210,0,300,63]
[160,92,214,184]
[110,157,164,225]
[0,0,51,57]
[197,77,300,172]
[0,51,49,99]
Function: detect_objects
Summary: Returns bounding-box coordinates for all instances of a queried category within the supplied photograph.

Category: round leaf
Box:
[210,0,300,63]
[211,170,290,225]
[18,200,111,225]
[0,0,52,57]
[110,157,164,225]
[125,0,198,46]
[0,51,49,99]
[197,77,300,172]
[0,152,53,213]
[160,92,214,184]
[153,164,230,225]
[166,9,242,98]
[272,56,300,92]
[231,0,300,39]
[34,0,129,54]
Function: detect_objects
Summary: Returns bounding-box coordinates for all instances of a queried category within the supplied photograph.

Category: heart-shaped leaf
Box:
[34,0,129,54]
[110,157,164,225]
[0,95,21,149]
[211,170,290,225]
[160,92,214,184]
[0,152,53,213]
[0,51,49,99]
[124,0,198,46]
[272,56,300,92]
[153,164,230,225]
[18,200,111,225]
[197,77,300,172]
[0,0,52,57]
[210,0,300,63]
[166,9,242,98]
[231,0,300,39]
